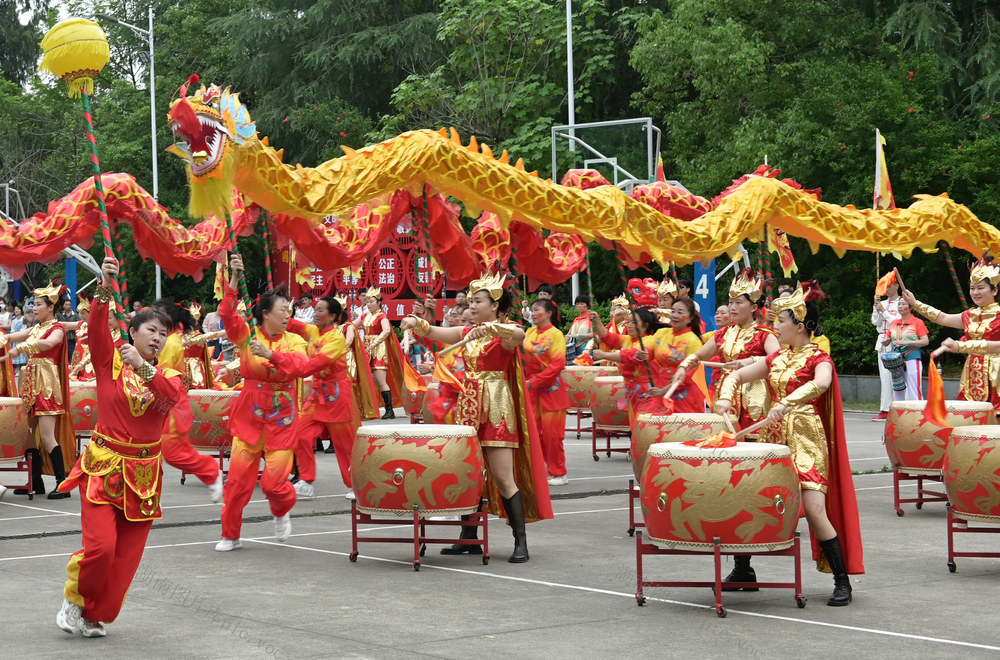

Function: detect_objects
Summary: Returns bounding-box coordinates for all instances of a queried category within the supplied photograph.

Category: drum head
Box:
[647,441,792,460]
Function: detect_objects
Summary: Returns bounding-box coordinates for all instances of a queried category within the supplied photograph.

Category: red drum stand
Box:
[634,531,805,617]
[591,419,630,461]
[349,498,490,571]
[891,469,948,517]
[627,479,643,537]
[946,504,1000,573]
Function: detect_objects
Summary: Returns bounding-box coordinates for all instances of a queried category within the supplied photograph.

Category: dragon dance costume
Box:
[522,322,570,480]
[218,281,312,541]
[619,327,704,414]
[59,287,184,625]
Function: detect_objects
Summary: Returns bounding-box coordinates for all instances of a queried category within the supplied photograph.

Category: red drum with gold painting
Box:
[0,396,29,461]
[351,424,483,517]
[885,401,994,474]
[405,375,433,418]
[640,442,801,552]
[944,425,1000,522]
[591,376,628,428]
[632,413,728,482]
[562,366,619,409]
[69,380,99,433]
[187,389,239,450]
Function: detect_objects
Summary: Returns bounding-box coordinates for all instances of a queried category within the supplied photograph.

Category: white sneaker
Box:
[274,513,292,541]
[214,537,243,552]
[548,475,569,486]
[0,484,7,501]
[56,599,82,634]
[344,489,356,501]
[294,480,315,500]
[79,619,107,638]
[208,474,223,504]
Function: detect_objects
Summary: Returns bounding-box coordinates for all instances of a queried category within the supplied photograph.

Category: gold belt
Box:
[465,370,505,382]
[91,429,161,459]
[245,379,295,391]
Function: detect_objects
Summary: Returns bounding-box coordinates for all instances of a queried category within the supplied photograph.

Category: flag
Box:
[767,225,798,276]
[432,359,464,394]
[213,258,227,301]
[875,270,897,296]
[655,154,665,183]
[691,365,711,402]
[683,431,737,448]
[403,358,429,393]
[923,358,947,426]
[873,129,896,210]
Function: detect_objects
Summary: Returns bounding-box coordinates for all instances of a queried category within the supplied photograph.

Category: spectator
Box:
[294,293,315,323]
[202,305,224,359]
[57,298,81,359]
[871,278,901,421]
[454,290,468,306]
[0,300,11,331]
[132,300,143,313]
[9,306,26,377]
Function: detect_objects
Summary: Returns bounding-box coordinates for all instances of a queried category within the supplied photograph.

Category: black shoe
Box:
[47,447,70,500]
[440,515,482,554]
[15,449,45,494]
[819,536,853,606]
[380,390,395,419]
[47,490,71,500]
[721,555,758,592]
[502,492,529,563]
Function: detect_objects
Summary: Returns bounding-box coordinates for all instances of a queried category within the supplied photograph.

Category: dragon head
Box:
[167,75,256,217]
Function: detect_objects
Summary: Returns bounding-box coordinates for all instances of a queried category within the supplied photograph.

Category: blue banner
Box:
[694,260,717,332]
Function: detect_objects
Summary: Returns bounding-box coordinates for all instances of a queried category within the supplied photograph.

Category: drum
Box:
[405,375,433,417]
[561,365,620,409]
[631,413,728,482]
[69,380,99,433]
[187,389,239,450]
[351,424,484,517]
[881,351,906,391]
[885,401,994,475]
[421,382,442,424]
[943,425,1000,522]
[211,361,240,388]
[592,376,628,428]
[0,397,29,462]
[640,442,801,552]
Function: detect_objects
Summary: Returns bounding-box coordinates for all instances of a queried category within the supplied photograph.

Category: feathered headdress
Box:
[657,279,677,298]
[970,252,1000,287]
[469,272,506,301]
[364,287,382,300]
[729,267,764,302]
[33,283,68,304]
[772,281,827,321]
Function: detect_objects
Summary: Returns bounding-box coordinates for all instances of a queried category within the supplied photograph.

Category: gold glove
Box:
[0,335,7,350]
[910,300,942,322]
[136,362,157,382]
[224,357,241,381]
[955,340,989,355]
[408,315,431,337]
[678,354,700,374]
[717,373,740,403]
[778,381,822,408]
[95,284,115,304]
[485,322,518,342]
[16,337,40,357]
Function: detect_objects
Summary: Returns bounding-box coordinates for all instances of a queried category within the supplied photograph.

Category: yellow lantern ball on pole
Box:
[40,18,110,98]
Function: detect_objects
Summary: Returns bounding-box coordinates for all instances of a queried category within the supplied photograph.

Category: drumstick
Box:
[932,346,947,359]
[734,417,771,440]
[893,267,907,294]
[438,335,474,358]
[721,411,737,433]
[663,380,681,400]
[702,361,727,369]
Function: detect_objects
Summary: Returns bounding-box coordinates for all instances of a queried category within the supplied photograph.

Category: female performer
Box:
[881,298,929,401]
[339,298,379,424]
[401,273,552,562]
[358,287,407,419]
[69,298,94,381]
[153,301,223,503]
[591,308,665,417]
[902,256,1000,408]
[56,256,183,637]
[715,285,864,606]
[674,268,780,428]
[523,299,571,486]
[1,284,76,499]
[214,254,313,551]
[286,296,359,499]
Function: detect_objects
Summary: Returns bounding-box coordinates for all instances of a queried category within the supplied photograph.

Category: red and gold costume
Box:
[709,321,775,426]
[69,320,96,381]
[957,304,1000,408]
[219,281,312,540]
[757,343,864,574]
[342,321,379,420]
[59,289,184,623]
[427,347,465,424]
[522,323,570,478]
[157,329,220,486]
[361,295,409,412]
[450,324,553,522]
[19,318,76,474]
[362,308,393,370]
[287,318,356,487]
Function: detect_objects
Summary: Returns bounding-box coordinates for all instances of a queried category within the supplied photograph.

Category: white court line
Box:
[0,501,79,516]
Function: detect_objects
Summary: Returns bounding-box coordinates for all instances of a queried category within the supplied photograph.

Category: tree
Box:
[0,0,48,86]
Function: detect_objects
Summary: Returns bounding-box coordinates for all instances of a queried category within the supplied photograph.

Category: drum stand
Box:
[891,466,948,516]
[349,498,490,571]
[626,479,644,536]
[0,454,36,501]
[634,531,805,617]
[946,504,1000,572]
[592,421,630,461]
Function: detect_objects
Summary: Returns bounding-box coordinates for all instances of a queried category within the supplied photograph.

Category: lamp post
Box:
[95,6,162,300]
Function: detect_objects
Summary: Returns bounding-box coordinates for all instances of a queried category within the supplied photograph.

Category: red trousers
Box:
[296,418,355,487]
[531,397,567,477]
[220,432,295,539]
[64,496,152,623]
[161,425,220,485]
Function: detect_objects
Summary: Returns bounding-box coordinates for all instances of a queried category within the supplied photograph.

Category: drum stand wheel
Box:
[945,504,1000,573]
[626,479,644,538]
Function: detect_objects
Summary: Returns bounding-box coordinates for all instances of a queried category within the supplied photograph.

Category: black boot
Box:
[14,449,45,495]
[819,536,853,606]
[380,391,395,419]
[47,447,71,500]
[314,437,324,453]
[502,492,529,563]
[721,554,758,592]
[440,515,483,555]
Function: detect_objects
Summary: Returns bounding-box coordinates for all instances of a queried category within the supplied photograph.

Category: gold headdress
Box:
[33,282,67,304]
[729,267,764,302]
[334,295,347,308]
[189,302,203,322]
[76,299,91,312]
[970,253,1000,287]
[364,287,382,300]
[657,279,677,298]
[611,293,630,309]
[771,284,808,322]
[469,272,505,301]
